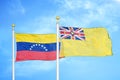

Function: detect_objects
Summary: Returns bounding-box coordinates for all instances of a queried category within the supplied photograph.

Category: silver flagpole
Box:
[56,16,60,80]
[12,24,15,80]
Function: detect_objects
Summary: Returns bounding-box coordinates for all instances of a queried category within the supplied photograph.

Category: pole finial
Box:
[12,24,15,28]
[56,16,60,20]
[56,16,60,24]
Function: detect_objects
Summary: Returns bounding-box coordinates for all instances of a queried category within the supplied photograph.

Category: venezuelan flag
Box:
[15,33,63,61]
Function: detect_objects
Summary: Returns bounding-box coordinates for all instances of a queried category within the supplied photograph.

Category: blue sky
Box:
[0,0,120,80]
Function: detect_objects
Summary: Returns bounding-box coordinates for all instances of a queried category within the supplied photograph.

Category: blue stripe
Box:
[17,42,60,52]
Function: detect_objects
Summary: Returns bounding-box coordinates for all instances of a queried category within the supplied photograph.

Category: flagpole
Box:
[56,16,60,80]
[12,24,15,80]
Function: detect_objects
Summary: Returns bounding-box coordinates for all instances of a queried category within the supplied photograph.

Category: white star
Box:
[45,49,48,51]
[44,47,46,49]
[30,48,32,50]
[41,45,43,47]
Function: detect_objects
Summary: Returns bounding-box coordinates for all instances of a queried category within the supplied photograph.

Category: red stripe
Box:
[16,50,63,61]
[74,33,85,36]
[60,31,71,34]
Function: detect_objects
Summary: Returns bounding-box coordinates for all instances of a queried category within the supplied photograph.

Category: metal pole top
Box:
[12,24,15,28]
[56,16,60,20]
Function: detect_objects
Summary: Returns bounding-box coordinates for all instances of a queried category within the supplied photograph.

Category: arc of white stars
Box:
[29,44,48,51]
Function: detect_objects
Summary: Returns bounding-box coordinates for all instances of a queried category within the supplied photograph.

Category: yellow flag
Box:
[60,27,112,56]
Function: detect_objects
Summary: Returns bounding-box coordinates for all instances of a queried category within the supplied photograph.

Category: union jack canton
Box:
[59,26,85,40]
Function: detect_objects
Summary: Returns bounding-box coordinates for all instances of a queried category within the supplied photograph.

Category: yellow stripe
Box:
[15,33,56,43]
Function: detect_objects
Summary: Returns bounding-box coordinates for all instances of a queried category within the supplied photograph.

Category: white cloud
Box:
[8,0,25,15]
[64,0,82,10]
[55,0,93,10]
[54,0,120,32]
[18,0,120,33]
[115,0,120,3]
[84,1,93,9]
[108,26,119,33]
